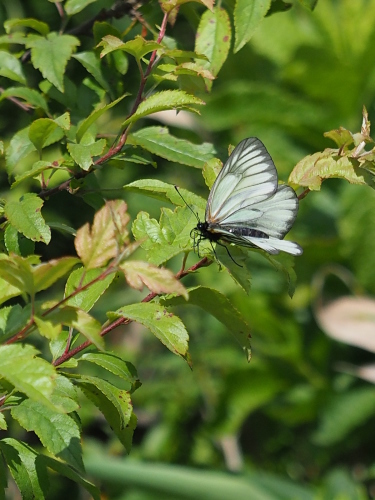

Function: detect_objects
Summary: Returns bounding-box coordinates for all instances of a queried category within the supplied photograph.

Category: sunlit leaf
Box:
[108,302,189,357]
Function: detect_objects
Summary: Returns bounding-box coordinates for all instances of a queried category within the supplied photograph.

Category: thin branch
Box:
[53,256,210,367]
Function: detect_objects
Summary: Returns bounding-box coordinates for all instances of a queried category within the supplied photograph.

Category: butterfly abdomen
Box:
[226,227,269,239]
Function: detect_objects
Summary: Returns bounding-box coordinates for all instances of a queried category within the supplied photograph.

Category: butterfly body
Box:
[194,137,302,257]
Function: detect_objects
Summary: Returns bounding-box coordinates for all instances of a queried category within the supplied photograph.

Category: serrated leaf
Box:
[5,18,49,36]
[70,309,104,350]
[0,438,49,500]
[33,256,79,293]
[161,286,251,360]
[79,353,140,392]
[129,127,215,167]
[67,139,106,170]
[65,0,97,15]
[109,302,189,356]
[298,0,318,10]
[0,87,48,113]
[195,7,231,90]
[121,260,188,299]
[0,345,58,408]
[0,50,26,84]
[28,116,68,153]
[5,126,35,174]
[12,160,58,188]
[132,207,196,265]
[124,179,206,209]
[202,157,223,189]
[0,304,31,341]
[65,267,115,312]
[51,375,79,413]
[47,306,104,350]
[5,193,51,244]
[289,150,372,190]
[11,400,84,472]
[74,375,136,452]
[34,315,61,340]
[264,252,297,298]
[0,254,35,296]
[234,0,272,53]
[73,51,110,91]
[324,127,354,148]
[76,94,127,143]
[98,35,162,60]
[122,90,205,127]
[26,32,80,92]
[75,200,129,269]
[159,0,214,12]
[4,224,35,256]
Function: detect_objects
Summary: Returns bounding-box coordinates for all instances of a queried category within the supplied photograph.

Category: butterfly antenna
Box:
[174,185,200,222]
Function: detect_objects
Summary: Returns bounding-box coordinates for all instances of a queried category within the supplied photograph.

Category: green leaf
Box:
[4,224,35,256]
[34,315,61,340]
[65,267,115,312]
[4,18,49,36]
[76,94,127,143]
[33,256,79,293]
[124,179,206,209]
[108,302,189,357]
[129,127,215,168]
[313,387,375,446]
[41,455,100,499]
[5,127,35,175]
[132,207,196,266]
[0,345,58,409]
[0,50,26,84]
[50,375,79,413]
[195,7,232,90]
[98,35,162,60]
[70,309,104,350]
[161,286,251,360]
[0,438,49,500]
[234,0,272,53]
[264,252,298,298]
[298,0,318,10]
[122,90,205,127]
[0,254,35,297]
[11,399,84,472]
[79,353,140,391]
[202,157,223,189]
[121,260,188,299]
[0,87,48,113]
[65,0,97,15]
[73,51,110,91]
[0,304,31,341]
[28,115,69,153]
[289,150,373,190]
[26,32,80,92]
[75,200,130,269]
[67,138,106,170]
[74,375,136,452]
[5,193,51,244]
[12,160,58,188]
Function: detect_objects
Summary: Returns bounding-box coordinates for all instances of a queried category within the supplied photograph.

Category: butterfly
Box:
[192,137,302,259]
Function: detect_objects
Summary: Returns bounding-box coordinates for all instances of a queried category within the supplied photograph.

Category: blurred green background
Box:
[2,0,375,498]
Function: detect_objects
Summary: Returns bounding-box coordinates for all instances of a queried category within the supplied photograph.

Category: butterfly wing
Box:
[206,138,278,223]
[206,138,302,256]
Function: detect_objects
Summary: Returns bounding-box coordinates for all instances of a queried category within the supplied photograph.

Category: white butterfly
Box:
[194,137,302,257]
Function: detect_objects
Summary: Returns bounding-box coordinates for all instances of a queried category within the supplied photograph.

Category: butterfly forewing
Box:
[207,138,278,222]
[199,137,302,257]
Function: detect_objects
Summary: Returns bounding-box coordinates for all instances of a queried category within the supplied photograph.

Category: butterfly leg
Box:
[215,241,243,267]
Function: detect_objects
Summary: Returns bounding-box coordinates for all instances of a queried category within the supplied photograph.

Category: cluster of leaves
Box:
[0,0,322,497]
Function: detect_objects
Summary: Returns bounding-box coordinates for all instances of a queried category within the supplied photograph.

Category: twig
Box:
[53,256,209,367]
